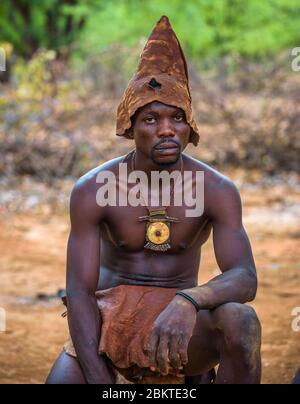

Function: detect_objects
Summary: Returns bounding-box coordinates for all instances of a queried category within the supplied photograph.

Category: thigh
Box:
[183,309,220,377]
[45,351,87,384]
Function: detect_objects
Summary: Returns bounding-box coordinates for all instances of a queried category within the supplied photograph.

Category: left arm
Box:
[183,178,257,308]
[147,178,257,374]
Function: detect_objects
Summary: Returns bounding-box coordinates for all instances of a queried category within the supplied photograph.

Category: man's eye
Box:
[174,115,184,122]
[145,117,156,124]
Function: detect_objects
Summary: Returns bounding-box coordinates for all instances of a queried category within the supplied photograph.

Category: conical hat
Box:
[116,16,199,146]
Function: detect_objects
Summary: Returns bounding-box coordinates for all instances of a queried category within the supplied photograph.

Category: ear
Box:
[124,128,134,139]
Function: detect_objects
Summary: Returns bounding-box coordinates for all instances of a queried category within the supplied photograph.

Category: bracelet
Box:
[175,291,201,312]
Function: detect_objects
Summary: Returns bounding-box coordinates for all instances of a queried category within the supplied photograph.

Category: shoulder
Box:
[70,155,126,219]
[184,154,241,217]
[71,155,125,196]
[184,154,237,190]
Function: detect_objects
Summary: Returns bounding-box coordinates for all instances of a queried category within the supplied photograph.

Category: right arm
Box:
[66,178,112,384]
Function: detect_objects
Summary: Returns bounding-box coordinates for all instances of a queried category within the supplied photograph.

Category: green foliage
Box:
[1,0,299,61]
[77,0,300,60]
[0,0,93,58]
[14,50,56,102]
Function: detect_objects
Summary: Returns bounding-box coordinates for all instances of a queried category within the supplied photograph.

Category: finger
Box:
[178,334,190,366]
[168,335,181,370]
[156,336,169,375]
[147,331,159,370]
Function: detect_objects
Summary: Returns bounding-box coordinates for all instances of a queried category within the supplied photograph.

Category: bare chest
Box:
[101,205,211,253]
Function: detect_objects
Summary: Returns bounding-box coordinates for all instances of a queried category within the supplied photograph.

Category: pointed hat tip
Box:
[157,15,171,25]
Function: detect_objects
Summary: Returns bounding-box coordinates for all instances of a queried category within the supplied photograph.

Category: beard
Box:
[150,151,180,167]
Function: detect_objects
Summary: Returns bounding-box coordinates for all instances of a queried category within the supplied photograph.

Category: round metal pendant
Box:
[147,221,170,245]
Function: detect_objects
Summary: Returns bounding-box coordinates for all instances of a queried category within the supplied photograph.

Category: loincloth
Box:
[63,284,185,384]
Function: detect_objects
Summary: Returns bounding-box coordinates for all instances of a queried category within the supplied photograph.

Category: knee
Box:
[216,303,261,356]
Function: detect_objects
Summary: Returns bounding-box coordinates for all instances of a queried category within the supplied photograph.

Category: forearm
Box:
[182,267,257,310]
[67,292,107,384]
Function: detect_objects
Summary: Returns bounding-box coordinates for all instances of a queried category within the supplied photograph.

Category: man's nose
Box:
[157,118,175,138]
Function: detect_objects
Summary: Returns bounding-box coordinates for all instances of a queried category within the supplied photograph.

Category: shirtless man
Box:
[46,16,261,384]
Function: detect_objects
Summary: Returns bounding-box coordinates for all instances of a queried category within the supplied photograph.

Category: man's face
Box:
[132,101,191,166]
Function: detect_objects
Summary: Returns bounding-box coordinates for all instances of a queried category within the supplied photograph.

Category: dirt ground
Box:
[0,176,299,384]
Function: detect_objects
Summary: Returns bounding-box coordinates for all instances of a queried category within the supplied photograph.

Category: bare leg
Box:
[213,303,261,384]
[292,368,300,384]
[45,351,115,384]
[185,368,216,384]
[183,310,221,377]
[183,303,261,384]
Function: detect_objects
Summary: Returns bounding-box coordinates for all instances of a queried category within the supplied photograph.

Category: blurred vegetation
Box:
[77,0,300,61]
[1,0,300,60]
[0,0,300,182]
[0,0,93,58]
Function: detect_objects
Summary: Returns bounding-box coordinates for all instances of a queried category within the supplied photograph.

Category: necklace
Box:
[130,149,183,252]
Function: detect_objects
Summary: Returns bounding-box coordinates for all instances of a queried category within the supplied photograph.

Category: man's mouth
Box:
[154,142,180,151]
[154,148,180,157]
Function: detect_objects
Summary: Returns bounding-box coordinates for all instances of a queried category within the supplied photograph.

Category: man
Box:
[292,368,300,384]
[46,16,261,384]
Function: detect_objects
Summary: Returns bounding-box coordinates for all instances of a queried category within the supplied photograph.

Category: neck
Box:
[133,149,183,178]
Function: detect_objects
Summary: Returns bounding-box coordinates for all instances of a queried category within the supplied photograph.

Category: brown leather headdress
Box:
[116,15,199,146]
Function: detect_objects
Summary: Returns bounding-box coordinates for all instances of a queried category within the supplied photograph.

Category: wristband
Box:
[175,291,201,312]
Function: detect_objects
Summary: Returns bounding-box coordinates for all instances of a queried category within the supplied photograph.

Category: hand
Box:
[147,295,197,376]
